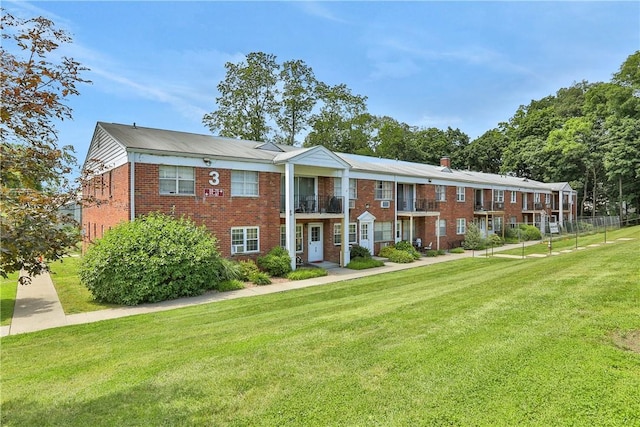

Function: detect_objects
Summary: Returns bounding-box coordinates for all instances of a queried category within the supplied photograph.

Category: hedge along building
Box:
[82,122,577,270]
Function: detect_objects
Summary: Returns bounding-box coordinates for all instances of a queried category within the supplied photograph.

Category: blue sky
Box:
[5,1,639,170]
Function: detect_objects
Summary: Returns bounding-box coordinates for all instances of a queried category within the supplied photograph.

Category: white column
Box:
[341,168,350,267]
[284,162,296,270]
[558,190,564,227]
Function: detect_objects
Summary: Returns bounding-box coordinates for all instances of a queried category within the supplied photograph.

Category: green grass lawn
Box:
[0,271,19,326]
[500,227,634,257]
[1,227,639,426]
[48,256,117,314]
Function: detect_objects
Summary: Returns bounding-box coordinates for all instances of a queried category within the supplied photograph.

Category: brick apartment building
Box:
[82,122,577,269]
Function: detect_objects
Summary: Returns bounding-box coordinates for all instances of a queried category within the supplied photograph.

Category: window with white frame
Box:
[534,192,541,203]
[333,178,357,199]
[334,223,357,245]
[510,191,517,203]
[231,170,259,196]
[494,216,503,232]
[494,190,504,202]
[456,218,466,235]
[456,186,465,202]
[545,193,551,205]
[375,181,393,200]
[159,165,195,195]
[435,185,446,202]
[231,227,259,254]
[437,219,446,236]
[510,216,517,227]
[280,224,303,252]
[374,221,393,241]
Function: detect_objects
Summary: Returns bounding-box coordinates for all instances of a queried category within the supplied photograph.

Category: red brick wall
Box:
[133,163,282,259]
[82,163,130,250]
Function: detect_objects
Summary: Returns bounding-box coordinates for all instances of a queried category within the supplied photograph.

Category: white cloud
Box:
[296,1,348,24]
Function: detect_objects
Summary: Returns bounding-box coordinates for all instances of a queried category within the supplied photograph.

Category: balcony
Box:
[280,194,344,214]
[475,201,504,212]
[396,198,439,218]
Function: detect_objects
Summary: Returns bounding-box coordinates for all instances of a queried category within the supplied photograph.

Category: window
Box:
[435,185,446,202]
[545,193,551,205]
[159,166,195,195]
[456,187,465,202]
[280,225,303,252]
[494,190,504,202]
[375,181,393,200]
[231,227,259,254]
[534,192,541,203]
[334,223,357,245]
[374,222,393,241]
[437,219,446,236]
[494,217,503,232]
[456,218,466,235]
[334,178,357,199]
[231,170,259,196]
[510,191,517,204]
[510,216,517,228]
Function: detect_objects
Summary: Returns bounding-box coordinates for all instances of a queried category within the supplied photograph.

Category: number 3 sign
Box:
[208,171,219,186]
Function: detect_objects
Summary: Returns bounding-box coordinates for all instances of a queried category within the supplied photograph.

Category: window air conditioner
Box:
[380,200,391,208]
[232,245,244,254]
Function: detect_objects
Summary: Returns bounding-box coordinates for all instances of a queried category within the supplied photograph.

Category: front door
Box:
[359,221,373,254]
[308,223,323,262]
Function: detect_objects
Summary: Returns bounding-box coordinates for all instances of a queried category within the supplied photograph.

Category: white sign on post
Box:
[550,222,559,234]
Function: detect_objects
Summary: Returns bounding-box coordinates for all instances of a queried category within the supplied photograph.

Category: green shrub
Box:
[387,249,415,263]
[394,241,421,260]
[378,245,396,258]
[425,250,438,257]
[437,249,446,256]
[463,222,483,250]
[238,260,260,281]
[450,247,465,254]
[287,268,328,280]
[350,245,372,260]
[519,224,542,241]
[80,213,222,306]
[250,271,272,285]
[347,257,384,270]
[216,258,242,283]
[217,280,245,292]
[488,234,503,247]
[256,246,292,277]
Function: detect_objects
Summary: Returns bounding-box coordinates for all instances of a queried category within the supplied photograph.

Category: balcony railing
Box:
[280,195,344,214]
[474,202,504,211]
[397,198,439,212]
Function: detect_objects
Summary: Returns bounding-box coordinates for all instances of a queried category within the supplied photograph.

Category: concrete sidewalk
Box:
[3,271,67,336]
[2,241,544,337]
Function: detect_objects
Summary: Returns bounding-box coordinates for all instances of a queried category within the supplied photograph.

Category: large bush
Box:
[350,245,372,260]
[80,213,224,305]
[519,224,542,241]
[256,246,292,277]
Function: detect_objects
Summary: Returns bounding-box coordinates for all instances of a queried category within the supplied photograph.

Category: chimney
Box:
[440,157,450,168]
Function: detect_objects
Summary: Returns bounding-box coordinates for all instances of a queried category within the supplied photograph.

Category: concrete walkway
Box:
[2,240,548,337]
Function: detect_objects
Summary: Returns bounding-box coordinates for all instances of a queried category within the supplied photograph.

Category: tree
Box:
[1,10,90,283]
[202,52,279,141]
[463,129,507,173]
[372,117,423,162]
[275,60,318,145]
[304,83,372,154]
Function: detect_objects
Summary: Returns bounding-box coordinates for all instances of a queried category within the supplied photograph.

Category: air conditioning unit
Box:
[380,200,391,208]
[232,245,244,254]
[349,199,355,209]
